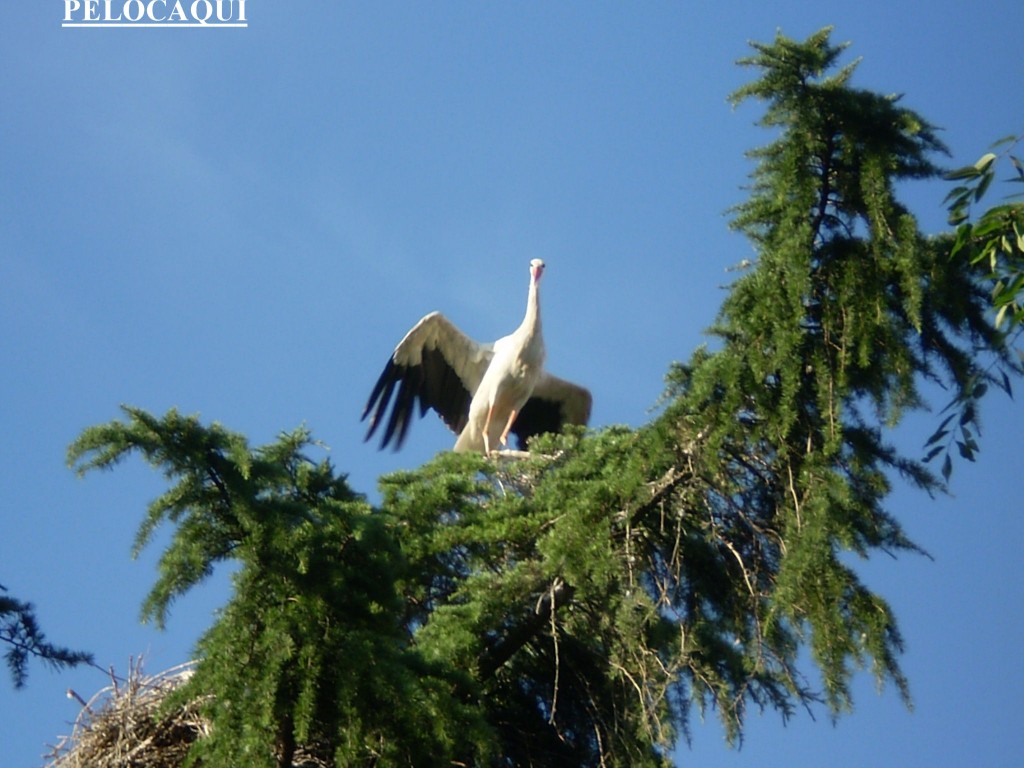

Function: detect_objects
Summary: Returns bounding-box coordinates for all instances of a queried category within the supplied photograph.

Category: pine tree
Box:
[662,26,1012,718]
[65,28,1018,768]
[68,407,493,767]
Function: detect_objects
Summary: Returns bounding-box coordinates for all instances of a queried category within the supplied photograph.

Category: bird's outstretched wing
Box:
[362,312,493,450]
[510,372,592,450]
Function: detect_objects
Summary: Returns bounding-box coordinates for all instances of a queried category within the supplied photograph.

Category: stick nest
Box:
[44,659,207,768]
[44,658,334,767]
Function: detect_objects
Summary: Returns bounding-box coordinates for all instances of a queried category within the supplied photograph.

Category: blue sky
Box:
[2,2,1022,766]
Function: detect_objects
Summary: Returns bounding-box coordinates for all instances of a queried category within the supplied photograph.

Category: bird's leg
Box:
[483,405,494,455]
[499,409,518,448]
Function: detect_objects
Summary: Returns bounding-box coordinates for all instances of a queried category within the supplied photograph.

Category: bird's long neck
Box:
[521,273,542,337]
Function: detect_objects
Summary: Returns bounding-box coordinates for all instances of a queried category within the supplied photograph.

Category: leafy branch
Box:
[921,133,1024,481]
[945,131,1024,330]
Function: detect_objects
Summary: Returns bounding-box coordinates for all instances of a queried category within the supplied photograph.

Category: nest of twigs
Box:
[44,658,207,768]
[44,659,334,768]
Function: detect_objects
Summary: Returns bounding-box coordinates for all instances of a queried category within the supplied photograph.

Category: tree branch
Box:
[478,579,575,680]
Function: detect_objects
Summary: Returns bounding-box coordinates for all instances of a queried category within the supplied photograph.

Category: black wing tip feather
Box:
[362,342,476,452]
[361,357,424,451]
[383,369,421,450]
[362,358,401,450]
[361,359,393,423]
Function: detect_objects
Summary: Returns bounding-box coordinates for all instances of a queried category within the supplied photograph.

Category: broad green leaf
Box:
[942,185,971,204]
[991,134,1019,150]
[950,223,972,258]
[948,209,970,226]
[972,216,1008,237]
[974,169,995,201]
[924,414,956,446]
[995,303,1010,328]
[974,152,997,173]
[944,165,980,181]
[956,440,976,461]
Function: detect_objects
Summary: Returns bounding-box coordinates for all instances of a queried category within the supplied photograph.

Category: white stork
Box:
[362,259,592,453]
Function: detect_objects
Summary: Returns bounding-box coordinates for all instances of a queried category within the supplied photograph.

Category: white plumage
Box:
[362,259,591,453]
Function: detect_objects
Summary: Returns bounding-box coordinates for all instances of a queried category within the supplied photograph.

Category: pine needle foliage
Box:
[382,429,694,766]
[68,407,493,767]
[61,28,1020,768]
[1,586,93,688]
[666,26,1013,716]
